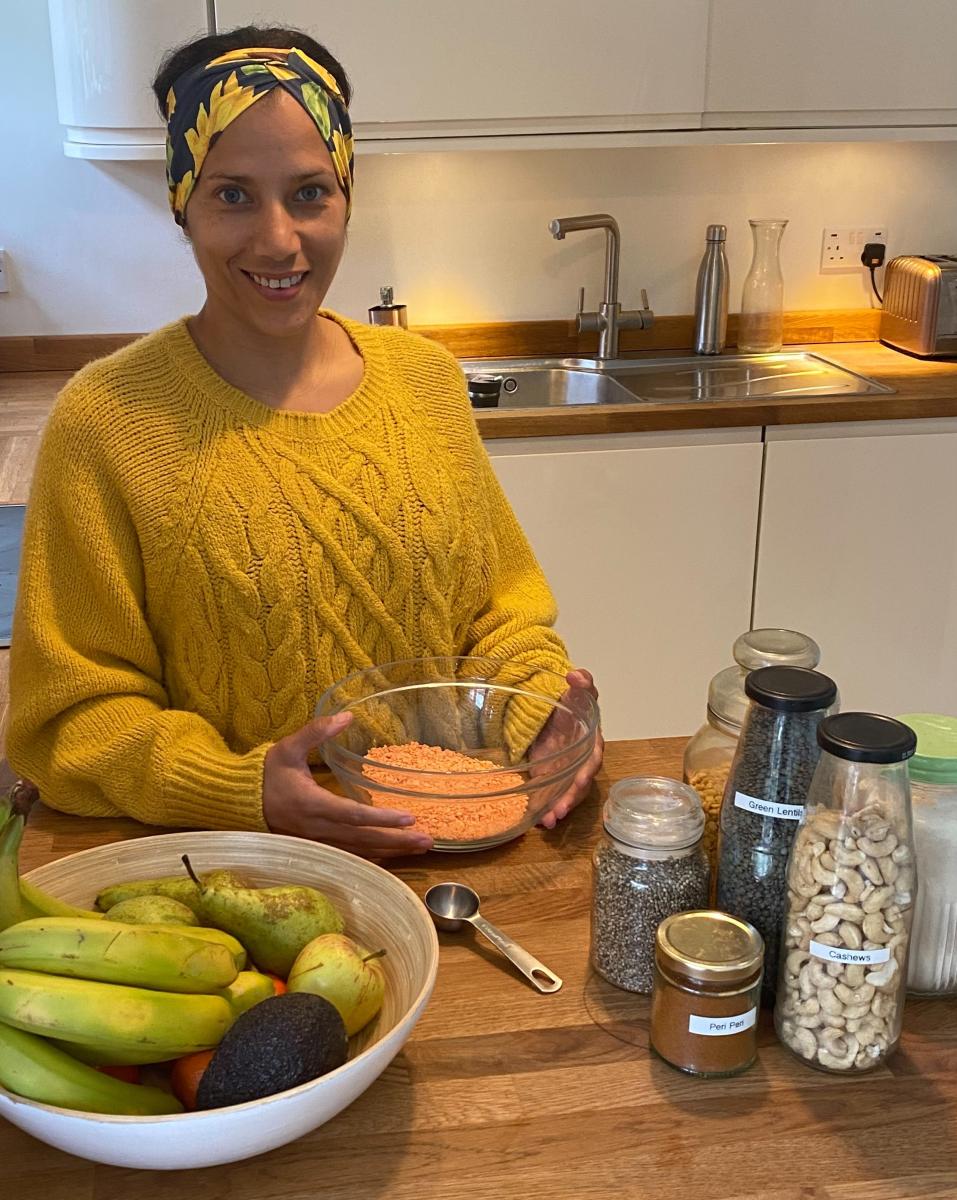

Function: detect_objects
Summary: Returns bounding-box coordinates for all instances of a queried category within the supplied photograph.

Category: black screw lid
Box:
[817,713,917,763]
[467,374,502,409]
[745,666,838,713]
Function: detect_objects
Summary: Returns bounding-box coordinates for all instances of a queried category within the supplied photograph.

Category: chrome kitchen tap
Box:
[548,214,654,360]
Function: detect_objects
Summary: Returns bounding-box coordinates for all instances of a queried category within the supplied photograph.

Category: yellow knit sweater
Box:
[8,313,568,831]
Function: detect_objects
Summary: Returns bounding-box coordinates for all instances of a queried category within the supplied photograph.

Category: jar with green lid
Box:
[684,629,822,871]
[898,713,957,995]
[650,910,764,1077]
[591,777,710,993]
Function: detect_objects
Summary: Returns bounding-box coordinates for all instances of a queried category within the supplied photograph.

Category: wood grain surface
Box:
[4,340,957,444]
[0,310,882,374]
[4,738,956,1200]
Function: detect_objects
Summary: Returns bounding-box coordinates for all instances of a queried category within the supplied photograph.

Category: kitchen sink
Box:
[460,352,894,408]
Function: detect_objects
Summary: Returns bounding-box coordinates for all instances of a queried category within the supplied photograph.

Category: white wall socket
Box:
[0,249,8,294]
[821,226,888,273]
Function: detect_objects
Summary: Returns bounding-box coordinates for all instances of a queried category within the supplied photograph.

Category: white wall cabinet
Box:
[753,419,957,719]
[216,0,709,142]
[705,0,957,130]
[487,429,764,741]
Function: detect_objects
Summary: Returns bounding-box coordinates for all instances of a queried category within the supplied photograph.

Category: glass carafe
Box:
[738,218,788,353]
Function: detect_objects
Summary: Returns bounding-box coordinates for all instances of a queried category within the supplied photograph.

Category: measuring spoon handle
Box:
[469,914,563,993]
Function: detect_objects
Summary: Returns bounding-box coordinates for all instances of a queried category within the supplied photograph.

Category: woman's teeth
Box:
[249,272,305,290]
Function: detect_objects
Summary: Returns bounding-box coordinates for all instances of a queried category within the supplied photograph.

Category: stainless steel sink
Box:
[460,352,894,409]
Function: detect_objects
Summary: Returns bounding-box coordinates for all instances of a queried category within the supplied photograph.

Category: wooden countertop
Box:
[5,737,957,1199]
[3,341,957,451]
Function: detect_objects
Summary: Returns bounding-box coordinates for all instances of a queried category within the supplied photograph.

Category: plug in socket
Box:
[821,227,888,273]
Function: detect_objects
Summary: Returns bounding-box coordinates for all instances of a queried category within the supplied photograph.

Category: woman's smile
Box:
[241,268,311,302]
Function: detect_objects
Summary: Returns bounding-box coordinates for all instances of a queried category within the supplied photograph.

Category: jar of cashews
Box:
[774,713,917,1073]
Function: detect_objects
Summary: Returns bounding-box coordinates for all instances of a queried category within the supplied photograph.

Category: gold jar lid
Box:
[656,910,764,987]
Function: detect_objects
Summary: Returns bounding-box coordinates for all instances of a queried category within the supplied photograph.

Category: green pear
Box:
[287,934,387,1036]
[181,856,344,978]
[217,969,277,1017]
[95,870,247,916]
[106,895,199,926]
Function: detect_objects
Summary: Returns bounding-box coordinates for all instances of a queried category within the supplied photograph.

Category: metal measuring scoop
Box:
[424,882,563,994]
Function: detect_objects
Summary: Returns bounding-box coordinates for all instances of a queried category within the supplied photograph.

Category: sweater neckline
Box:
[163,309,390,438]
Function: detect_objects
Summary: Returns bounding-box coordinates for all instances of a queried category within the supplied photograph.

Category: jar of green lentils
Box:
[591,777,710,993]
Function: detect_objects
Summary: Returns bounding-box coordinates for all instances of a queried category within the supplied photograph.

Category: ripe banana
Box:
[152,923,247,971]
[0,917,238,992]
[0,781,102,930]
[0,1021,183,1115]
[0,968,233,1057]
[218,970,276,1017]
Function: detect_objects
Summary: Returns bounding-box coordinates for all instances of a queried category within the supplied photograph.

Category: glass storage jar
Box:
[775,713,917,1073]
[715,666,838,1003]
[897,713,957,996]
[650,910,764,1077]
[684,629,822,873]
[591,777,710,993]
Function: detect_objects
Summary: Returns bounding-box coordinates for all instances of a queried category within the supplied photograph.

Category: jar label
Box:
[688,1008,757,1036]
[809,940,890,966]
[733,791,803,821]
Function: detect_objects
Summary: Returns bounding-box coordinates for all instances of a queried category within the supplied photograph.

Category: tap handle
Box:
[577,286,586,316]
[641,288,650,311]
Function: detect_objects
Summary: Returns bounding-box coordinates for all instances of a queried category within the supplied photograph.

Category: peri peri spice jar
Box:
[650,910,764,1077]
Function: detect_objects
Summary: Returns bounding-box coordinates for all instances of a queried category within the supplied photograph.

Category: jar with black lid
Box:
[715,665,838,1003]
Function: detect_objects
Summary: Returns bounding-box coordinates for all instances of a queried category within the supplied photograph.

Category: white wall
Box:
[3,1,957,336]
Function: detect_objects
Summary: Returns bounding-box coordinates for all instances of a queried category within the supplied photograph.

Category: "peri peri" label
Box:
[688,1008,757,1036]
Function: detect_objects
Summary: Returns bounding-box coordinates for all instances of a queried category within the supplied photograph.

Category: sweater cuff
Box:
[160,742,269,831]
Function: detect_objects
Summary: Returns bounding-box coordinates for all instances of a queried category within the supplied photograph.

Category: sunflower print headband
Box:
[165,46,354,225]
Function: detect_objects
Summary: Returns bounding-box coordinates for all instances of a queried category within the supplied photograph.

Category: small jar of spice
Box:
[650,910,764,1077]
[591,777,710,993]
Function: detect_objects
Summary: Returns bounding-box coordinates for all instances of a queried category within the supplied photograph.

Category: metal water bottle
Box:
[693,225,729,355]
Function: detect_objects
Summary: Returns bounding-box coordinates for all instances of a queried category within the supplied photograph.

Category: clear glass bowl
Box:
[315,656,600,852]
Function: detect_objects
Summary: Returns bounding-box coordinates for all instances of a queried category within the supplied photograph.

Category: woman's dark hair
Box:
[152,24,351,118]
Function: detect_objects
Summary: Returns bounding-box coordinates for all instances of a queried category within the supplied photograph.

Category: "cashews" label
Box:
[688,1008,757,1036]
[733,791,803,821]
[809,940,890,966]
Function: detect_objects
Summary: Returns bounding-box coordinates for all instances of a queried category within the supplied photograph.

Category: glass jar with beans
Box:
[775,713,917,1073]
[715,666,838,1004]
[591,777,710,993]
[684,629,823,875]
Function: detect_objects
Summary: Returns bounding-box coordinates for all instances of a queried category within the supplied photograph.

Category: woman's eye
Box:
[296,184,326,202]
[217,185,247,205]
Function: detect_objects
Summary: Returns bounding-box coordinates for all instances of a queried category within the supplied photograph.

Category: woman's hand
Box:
[262,712,433,858]
[534,668,604,830]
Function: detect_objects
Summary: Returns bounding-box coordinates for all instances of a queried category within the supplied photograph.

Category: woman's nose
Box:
[251,200,301,259]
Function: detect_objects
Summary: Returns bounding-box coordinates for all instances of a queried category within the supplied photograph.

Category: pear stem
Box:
[181,854,203,889]
[362,949,387,963]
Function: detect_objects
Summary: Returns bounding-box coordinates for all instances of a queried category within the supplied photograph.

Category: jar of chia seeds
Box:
[715,666,838,1004]
[591,777,710,993]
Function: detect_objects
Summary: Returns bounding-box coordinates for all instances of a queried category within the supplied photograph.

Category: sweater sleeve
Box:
[417,342,573,751]
[7,384,269,831]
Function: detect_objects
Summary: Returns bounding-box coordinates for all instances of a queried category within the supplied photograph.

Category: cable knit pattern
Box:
[8,312,569,831]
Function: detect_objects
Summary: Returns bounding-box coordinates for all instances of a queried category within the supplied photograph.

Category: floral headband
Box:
[165,46,354,225]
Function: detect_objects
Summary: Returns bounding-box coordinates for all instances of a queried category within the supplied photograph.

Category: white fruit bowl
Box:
[0,831,438,1170]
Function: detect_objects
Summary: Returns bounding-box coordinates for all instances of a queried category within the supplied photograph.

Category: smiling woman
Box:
[7,25,603,854]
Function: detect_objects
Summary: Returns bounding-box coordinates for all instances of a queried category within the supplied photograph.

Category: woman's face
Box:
[184,88,348,339]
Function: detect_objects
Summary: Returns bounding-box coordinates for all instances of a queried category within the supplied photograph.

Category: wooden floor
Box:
[0,370,55,753]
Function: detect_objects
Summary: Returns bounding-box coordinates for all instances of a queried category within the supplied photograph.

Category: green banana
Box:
[0,1021,182,1115]
[151,923,247,971]
[0,780,103,930]
[0,917,238,993]
[217,969,276,1017]
[0,968,233,1057]
[53,1039,183,1067]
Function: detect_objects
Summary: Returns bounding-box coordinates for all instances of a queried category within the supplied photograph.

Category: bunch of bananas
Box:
[0,786,245,1116]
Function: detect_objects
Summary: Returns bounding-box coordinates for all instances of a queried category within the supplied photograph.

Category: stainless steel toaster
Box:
[879,254,957,357]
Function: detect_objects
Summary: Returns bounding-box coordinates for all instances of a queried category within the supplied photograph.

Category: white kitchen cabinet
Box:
[486,429,763,741]
[753,419,957,719]
[215,0,709,141]
[705,0,957,129]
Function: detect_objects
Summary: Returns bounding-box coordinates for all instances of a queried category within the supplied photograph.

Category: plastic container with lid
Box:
[649,909,764,1076]
[715,665,838,1003]
[684,629,822,870]
[897,713,957,995]
[591,777,710,993]
[776,713,917,1072]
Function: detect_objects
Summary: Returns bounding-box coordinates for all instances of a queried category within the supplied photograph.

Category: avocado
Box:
[195,992,348,1110]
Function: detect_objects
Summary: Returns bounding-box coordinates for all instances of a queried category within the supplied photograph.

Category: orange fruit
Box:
[170,1049,215,1110]
[96,1064,141,1084]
